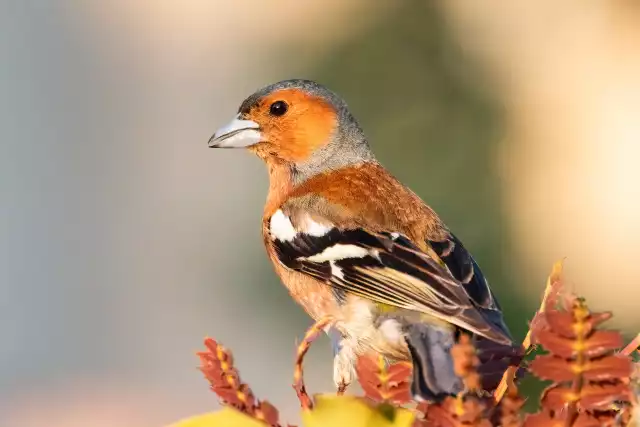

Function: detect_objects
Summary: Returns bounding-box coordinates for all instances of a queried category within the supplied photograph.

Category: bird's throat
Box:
[263,158,295,217]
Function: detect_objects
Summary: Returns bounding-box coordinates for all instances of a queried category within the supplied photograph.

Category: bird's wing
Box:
[427,233,512,340]
[268,207,512,345]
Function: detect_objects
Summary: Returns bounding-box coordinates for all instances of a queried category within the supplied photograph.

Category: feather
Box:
[269,209,512,345]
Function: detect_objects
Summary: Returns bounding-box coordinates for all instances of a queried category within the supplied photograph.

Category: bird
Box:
[208,79,521,401]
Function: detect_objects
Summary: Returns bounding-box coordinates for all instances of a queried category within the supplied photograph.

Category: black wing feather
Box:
[272,225,512,345]
[429,234,511,339]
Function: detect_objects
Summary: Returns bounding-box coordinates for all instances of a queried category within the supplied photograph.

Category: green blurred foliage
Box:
[306,1,532,337]
[309,0,545,407]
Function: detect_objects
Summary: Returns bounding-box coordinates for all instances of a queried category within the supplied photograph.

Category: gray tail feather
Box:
[405,323,463,402]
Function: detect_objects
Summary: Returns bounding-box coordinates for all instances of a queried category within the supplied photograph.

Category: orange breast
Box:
[262,224,338,321]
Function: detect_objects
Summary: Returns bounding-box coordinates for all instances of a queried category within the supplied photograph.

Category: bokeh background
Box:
[2,0,640,425]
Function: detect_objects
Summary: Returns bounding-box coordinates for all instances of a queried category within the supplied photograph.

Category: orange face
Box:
[242,89,338,162]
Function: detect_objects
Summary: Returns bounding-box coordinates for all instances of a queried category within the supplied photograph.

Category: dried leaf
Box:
[356,355,412,404]
[539,383,572,410]
[536,329,623,359]
[579,382,632,410]
[530,354,632,385]
[357,355,382,399]
[525,263,634,426]
[422,402,458,427]
[544,311,580,338]
[529,354,576,382]
[582,355,633,381]
[454,399,489,425]
[523,411,560,427]
[197,338,286,426]
[498,384,524,427]
[572,413,608,427]
[386,362,413,386]
[451,335,482,392]
[256,401,281,426]
[523,411,601,427]
[440,397,491,427]
[544,311,613,340]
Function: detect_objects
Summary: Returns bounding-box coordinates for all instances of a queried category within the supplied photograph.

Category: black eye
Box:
[269,100,288,116]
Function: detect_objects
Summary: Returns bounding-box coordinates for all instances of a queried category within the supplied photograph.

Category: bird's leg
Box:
[334,342,356,395]
[328,327,356,395]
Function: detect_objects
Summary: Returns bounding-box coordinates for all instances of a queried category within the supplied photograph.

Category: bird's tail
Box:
[405,324,523,402]
[405,323,463,401]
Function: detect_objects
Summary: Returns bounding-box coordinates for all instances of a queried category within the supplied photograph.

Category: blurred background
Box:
[2,0,640,425]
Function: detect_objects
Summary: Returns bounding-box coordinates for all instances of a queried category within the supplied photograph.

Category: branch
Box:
[292,316,334,410]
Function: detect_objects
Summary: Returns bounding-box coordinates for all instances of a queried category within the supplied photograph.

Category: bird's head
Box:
[209,79,373,180]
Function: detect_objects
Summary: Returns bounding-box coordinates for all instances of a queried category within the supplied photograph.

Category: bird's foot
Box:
[337,381,348,396]
[333,339,356,395]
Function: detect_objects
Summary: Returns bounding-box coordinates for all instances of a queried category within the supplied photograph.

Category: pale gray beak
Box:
[208,114,261,148]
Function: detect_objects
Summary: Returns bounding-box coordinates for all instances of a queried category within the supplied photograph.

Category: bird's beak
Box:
[208,114,262,148]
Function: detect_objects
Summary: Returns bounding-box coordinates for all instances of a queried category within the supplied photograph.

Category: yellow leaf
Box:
[302,395,414,427]
[168,408,265,427]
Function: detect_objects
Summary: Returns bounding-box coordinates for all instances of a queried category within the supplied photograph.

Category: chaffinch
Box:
[208,79,519,401]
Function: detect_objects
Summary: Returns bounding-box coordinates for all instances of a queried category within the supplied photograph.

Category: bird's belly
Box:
[266,244,409,360]
[336,296,410,361]
[268,253,339,321]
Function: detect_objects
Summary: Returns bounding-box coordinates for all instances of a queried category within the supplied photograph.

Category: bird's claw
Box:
[333,337,356,395]
[337,381,348,395]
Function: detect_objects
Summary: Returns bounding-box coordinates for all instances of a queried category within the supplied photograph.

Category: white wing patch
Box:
[270,210,333,241]
[269,210,297,241]
[305,244,370,263]
[330,261,344,279]
[304,218,332,237]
